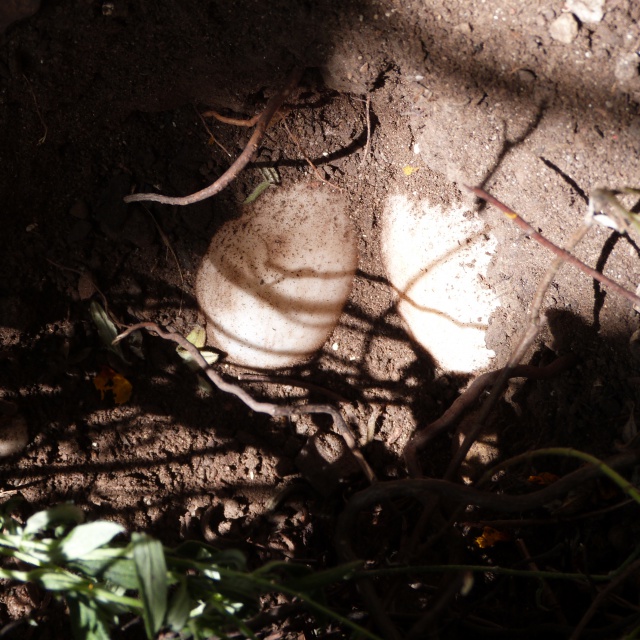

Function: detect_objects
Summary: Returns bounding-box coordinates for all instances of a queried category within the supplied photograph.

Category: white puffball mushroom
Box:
[196,183,357,369]
[381,194,499,373]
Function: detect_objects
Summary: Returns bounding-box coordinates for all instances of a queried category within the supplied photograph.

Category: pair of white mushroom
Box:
[196,182,498,373]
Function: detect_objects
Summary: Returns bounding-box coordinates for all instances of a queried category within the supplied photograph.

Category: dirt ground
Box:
[2,0,640,638]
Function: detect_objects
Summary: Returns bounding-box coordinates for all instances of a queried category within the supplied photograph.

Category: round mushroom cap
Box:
[196,182,358,369]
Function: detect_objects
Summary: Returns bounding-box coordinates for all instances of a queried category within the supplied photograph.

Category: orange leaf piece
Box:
[528,472,560,486]
[93,366,132,405]
[475,526,510,549]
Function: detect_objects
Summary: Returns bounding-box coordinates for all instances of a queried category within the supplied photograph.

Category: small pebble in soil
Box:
[615,53,640,88]
[565,0,605,23]
[549,13,579,44]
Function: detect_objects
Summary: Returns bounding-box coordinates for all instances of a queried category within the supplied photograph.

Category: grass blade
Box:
[166,576,191,631]
[132,532,167,638]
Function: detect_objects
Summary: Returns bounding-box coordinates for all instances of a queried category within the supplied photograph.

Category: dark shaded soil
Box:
[2,1,640,638]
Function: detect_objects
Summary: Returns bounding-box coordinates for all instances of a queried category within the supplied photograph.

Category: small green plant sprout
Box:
[243,166,281,204]
[0,500,378,640]
[89,301,131,365]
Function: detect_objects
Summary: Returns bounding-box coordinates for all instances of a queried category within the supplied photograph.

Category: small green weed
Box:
[0,500,376,640]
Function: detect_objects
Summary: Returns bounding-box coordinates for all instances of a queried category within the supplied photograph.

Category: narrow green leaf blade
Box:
[243,180,272,204]
[67,595,113,640]
[24,505,85,537]
[89,301,130,364]
[58,521,125,561]
[102,557,140,590]
[37,570,85,591]
[166,577,191,632]
[132,533,167,638]
[281,560,363,591]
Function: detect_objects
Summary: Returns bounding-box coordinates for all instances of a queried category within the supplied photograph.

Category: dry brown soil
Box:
[2,1,640,638]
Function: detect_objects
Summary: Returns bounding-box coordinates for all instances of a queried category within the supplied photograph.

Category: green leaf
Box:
[243,167,280,204]
[186,326,206,349]
[102,557,140,590]
[0,568,30,582]
[176,325,219,371]
[57,521,125,561]
[133,533,167,638]
[69,546,136,586]
[166,576,192,632]
[243,180,273,204]
[67,595,113,640]
[89,301,130,364]
[37,570,85,591]
[24,505,85,537]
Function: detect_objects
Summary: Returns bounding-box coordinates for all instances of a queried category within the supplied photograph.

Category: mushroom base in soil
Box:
[196,182,358,369]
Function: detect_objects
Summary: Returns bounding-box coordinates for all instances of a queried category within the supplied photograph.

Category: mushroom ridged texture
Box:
[196,183,358,369]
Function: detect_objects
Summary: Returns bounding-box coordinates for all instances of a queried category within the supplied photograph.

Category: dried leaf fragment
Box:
[474,526,510,549]
[93,366,132,404]
[528,472,560,486]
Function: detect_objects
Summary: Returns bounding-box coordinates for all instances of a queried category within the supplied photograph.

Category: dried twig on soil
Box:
[403,355,577,478]
[470,186,640,308]
[124,67,303,206]
[114,322,375,483]
[516,537,567,626]
[141,205,184,286]
[336,449,640,637]
[569,558,640,640]
[442,322,541,481]
[445,197,594,482]
[337,449,640,558]
[193,105,232,157]
[201,109,260,127]
[282,119,343,191]
[236,372,348,403]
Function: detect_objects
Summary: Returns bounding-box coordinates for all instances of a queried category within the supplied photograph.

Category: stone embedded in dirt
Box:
[0,413,28,458]
[195,182,358,369]
[549,13,579,44]
[295,431,361,496]
[615,52,640,88]
[381,195,499,373]
[565,0,605,23]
